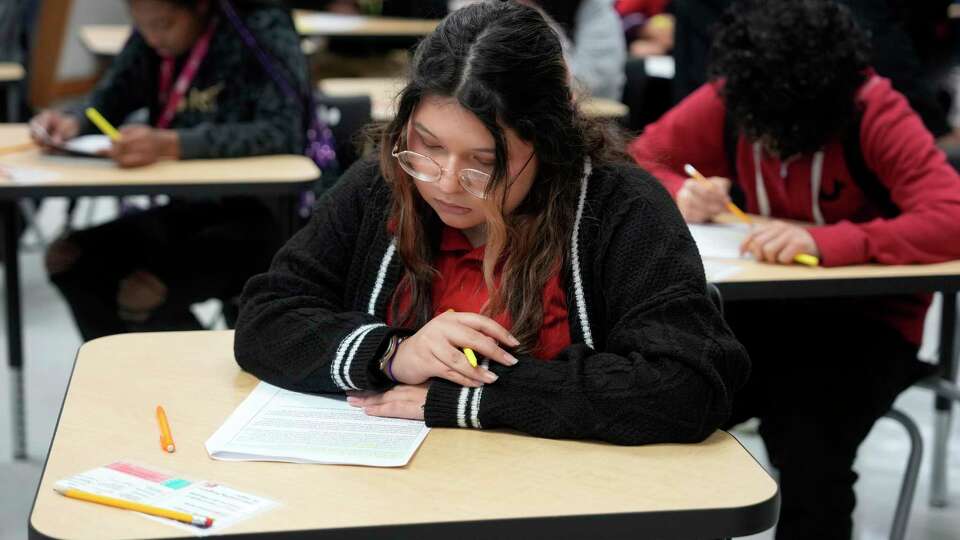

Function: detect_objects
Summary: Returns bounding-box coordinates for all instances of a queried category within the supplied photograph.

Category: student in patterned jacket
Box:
[629,1,960,537]
[29,0,308,340]
[234,1,749,446]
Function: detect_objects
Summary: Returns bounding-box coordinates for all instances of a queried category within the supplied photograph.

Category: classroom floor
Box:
[0,199,959,540]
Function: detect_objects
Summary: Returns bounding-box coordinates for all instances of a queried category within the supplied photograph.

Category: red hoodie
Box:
[629,75,960,345]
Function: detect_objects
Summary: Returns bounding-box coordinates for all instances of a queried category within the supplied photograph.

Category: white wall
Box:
[57,0,130,79]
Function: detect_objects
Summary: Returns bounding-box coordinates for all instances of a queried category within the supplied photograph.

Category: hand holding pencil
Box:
[29,110,80,150]
[677,164,741,224]
[739,219,820,267]
[381,310,518,388]
[683,163,819,267]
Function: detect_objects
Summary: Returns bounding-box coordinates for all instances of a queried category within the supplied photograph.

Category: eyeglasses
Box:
[392,143,534,199]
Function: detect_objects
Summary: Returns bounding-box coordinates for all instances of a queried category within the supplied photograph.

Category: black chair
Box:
[312,93,373,191]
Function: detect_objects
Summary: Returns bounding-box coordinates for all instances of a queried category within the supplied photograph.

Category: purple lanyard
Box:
[219,0,336,170]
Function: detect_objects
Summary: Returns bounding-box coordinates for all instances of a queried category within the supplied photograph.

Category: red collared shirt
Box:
[389,227,571,360]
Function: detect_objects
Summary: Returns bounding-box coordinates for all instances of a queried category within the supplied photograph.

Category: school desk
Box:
[706,256,960,508]
[0,63,24,122]
[81,13,439,57]
[317,77,630,121]
[78,25,129,57]
[0,124,319,461]
[28,330,779,540]
[292,11,439,37]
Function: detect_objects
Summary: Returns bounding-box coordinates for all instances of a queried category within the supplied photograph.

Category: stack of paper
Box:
[206,382,430,467]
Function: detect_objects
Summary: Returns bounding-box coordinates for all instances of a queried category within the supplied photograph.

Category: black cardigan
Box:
[234,156,750,445]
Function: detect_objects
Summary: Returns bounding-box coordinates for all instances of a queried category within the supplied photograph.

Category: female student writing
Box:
[630,1,960,537]
[28,0,308,339]
[234,1,749,444]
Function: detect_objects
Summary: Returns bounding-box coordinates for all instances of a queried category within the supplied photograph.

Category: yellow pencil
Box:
[683,163,753,225]
[84,107,121,141]
[446,309,479,368]
[55,487,214,528]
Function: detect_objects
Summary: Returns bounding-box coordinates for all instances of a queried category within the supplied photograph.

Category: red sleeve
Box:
[628,82,732,198]
[808,77,960,266]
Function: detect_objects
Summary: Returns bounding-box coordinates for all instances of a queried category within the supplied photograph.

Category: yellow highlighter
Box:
[84,107,121,141]
[463,347,479,368]
[793,253,820,267]
[446,309,479,367]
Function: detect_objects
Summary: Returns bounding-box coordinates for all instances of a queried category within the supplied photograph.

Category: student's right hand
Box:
[29,111,80,150]
[390,311,520,388]
[676,176,732,223]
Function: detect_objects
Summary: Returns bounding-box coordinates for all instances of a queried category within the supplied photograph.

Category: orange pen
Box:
[156,406,176,453]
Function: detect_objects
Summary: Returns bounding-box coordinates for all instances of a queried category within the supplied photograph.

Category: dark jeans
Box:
[723,299,936,540]
[50,197,281,341]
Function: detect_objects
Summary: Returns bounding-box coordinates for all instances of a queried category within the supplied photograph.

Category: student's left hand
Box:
[108,125,180,168]
[740,220,820,265]
[346,383,429,421]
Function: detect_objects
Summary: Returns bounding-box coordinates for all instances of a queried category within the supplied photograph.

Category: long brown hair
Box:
[380,1,627,353]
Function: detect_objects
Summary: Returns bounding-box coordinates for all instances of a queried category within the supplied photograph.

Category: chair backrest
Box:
[313,93,373,181]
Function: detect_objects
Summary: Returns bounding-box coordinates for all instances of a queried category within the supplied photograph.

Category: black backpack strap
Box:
[722,109,747,209]
[841,111,900,219]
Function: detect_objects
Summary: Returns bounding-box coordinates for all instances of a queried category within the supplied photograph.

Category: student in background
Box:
[234,1,748,444]
[630,1,960,537]
[526,0,627,100]
[670,0,958,148]
[29,0,308,340]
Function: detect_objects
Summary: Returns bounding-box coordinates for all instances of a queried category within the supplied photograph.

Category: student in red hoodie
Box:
[629,1,960,538]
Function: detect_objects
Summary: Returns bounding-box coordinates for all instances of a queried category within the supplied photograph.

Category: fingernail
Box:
[505,353,518,365]
[484,370,499,382]
[509,335,520,346]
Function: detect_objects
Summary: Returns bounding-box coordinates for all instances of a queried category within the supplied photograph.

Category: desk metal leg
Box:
[931,292,958,507]
[2,201,26,460]
[6,83,18,122]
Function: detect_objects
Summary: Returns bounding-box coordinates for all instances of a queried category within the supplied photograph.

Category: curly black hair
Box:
[708,0,871,157]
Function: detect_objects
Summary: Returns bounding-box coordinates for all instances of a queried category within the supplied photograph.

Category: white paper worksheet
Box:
[702,259,742,282]
[62,134,112,156]
[205,382,430,467]
[688,223,751,260]
[0,165,61,184]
